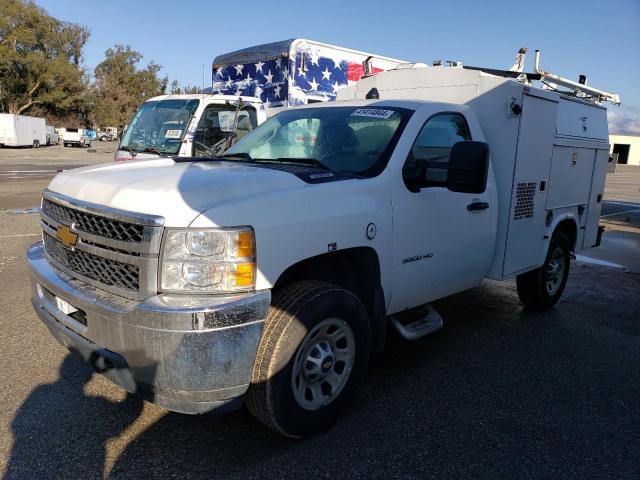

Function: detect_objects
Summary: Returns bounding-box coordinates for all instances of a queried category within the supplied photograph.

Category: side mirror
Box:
[446,141,489,194]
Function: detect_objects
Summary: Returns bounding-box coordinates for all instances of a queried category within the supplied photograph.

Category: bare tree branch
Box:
[17,100,42,115]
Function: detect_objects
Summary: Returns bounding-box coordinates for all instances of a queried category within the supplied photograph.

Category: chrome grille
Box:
[40,191,164,300]
[42,198,145,242]
[44,233,139,291]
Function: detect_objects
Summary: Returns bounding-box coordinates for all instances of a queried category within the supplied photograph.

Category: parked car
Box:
[45,126,59,146]
[96,129,117,141]
[0,113,46,147]
[61,128,91,147]
[27,53,616,438]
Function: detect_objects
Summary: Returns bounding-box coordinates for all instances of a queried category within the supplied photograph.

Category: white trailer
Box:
[0,113,47,147]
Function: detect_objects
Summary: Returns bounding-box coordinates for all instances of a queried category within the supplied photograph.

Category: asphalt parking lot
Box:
[0,146,638,479]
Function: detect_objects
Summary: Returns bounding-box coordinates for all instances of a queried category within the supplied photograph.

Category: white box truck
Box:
[0,113,46,147]
[27,51,616,438]
[115,39,406,161]
[61,128,91,148]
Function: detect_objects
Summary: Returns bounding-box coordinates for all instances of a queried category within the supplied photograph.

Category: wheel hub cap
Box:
[545,247,566,295]
[291,318,356,411]
[304,340,335,381]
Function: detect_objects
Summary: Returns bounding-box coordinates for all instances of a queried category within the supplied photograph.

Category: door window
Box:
[409,113,471,183]
[193,106,257,157]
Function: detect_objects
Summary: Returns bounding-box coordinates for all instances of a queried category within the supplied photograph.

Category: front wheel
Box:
[517,230,571,310]
[246,281,370,438]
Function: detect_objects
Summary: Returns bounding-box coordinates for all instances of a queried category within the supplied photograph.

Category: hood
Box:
[47,158,304,226]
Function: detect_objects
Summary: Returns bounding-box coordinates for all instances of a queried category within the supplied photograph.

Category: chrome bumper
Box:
[27,241,270,414]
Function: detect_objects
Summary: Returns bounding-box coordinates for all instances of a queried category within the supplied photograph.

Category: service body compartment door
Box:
[583,148,609,249]
[503,92,558,276]
[546,146,597,209]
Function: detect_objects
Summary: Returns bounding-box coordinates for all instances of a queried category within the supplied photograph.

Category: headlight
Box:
[160,227,255,293]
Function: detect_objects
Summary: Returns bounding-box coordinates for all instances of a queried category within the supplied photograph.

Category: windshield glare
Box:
[120,99,199,154]
[225,106,409,175]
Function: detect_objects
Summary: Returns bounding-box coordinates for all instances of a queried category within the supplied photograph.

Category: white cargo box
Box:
[0,113,47,147]
[337,67,610,279]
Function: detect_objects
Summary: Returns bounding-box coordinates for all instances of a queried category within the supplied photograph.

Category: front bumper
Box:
[27,241,270,414]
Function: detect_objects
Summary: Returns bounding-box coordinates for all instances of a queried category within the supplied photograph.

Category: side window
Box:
[193,107,257,157]
[409,113,471,183]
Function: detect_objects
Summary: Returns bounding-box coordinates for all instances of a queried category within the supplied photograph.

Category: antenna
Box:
[202,63,205,96]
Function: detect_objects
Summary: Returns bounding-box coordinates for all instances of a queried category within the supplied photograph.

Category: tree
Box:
[170,80,201,95]
[92,44,168,128]
[0,0,89,118]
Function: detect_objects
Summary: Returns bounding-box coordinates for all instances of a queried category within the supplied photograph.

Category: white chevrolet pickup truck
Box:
[28,61,615,438]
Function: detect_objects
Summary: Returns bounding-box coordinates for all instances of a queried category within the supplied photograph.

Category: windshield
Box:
[224,106,411,176]
[120,99,199,155]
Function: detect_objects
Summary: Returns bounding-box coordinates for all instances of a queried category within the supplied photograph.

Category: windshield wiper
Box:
[141,146,171,155]
[272,157,333,171]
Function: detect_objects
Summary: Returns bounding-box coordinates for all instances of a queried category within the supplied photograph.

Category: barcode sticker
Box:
[351,108,394,119]
[165,129,182,139]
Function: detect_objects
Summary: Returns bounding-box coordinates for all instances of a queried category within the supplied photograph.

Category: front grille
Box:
[42,198,145,242]
[43,233,139,291]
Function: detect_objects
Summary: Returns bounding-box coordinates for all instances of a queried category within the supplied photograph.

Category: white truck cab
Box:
[28,53,617,438]
[115,39,406,161]
[115,94,266,161]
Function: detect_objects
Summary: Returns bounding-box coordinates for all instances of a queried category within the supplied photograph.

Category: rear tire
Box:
[246,281,370,438]
[517,230,571,310]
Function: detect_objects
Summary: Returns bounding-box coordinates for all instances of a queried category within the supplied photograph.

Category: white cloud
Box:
[608,106,640,136]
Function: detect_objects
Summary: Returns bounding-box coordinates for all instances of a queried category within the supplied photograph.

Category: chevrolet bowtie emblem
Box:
[57,225,78,248]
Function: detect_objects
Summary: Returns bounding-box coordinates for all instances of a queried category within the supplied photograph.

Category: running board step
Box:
[389,305,443,341]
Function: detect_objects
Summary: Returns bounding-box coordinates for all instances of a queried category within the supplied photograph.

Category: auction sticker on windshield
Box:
[351,108,394,119]
[165,129,183,139]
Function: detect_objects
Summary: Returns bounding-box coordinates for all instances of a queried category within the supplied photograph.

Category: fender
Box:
[540,208,579,264]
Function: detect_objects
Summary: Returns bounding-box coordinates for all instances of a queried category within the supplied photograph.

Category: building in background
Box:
[609,134,640,166]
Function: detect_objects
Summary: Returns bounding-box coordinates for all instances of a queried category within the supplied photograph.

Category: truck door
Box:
[389,111,496,313]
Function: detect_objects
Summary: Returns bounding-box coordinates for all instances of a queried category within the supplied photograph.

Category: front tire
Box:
[517,230,571,310]
[246,281,370,438]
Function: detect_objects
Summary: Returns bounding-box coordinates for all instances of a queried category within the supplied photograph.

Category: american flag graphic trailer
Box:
[211,39,406,111]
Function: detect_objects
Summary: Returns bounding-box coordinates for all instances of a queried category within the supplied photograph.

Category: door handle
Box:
[467,201,489,211]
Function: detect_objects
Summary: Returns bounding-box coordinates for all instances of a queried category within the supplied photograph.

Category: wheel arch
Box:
[554,217,578,250]
[273,247,387,353]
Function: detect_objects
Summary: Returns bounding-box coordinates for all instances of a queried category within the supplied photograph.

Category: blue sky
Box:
[37,0,640,134]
